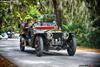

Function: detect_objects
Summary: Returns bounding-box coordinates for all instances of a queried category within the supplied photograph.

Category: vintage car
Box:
[20,22,76,57]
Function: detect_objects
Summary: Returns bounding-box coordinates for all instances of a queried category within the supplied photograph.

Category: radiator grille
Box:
[52,33,63,39]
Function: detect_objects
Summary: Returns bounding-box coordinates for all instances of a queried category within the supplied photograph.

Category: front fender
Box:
[69,33,75,37]
[68,32,75,41]
[32,31,47,48]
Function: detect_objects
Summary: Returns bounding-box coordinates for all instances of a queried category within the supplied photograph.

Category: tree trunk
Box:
[52,0,63,28]
[0,19,3,33]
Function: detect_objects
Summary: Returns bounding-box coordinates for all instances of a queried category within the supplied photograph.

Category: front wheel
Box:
[35,36,44,57]
[20,37,25,51]
[67,36,76,56]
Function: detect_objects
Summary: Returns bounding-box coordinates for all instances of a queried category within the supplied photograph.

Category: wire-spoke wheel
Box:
[67,37,76,56]
[20,37,25,51]
[35,36,44,57]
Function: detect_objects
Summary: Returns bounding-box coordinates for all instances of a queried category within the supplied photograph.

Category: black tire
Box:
[20,37,25,51]
[35,36,44,57]
[44,38,49,52]
[67,36,76,56]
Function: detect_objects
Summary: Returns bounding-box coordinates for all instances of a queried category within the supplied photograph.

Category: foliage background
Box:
[0,0,100,48]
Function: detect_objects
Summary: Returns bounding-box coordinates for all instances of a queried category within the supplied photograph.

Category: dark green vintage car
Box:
[20,15,76,57]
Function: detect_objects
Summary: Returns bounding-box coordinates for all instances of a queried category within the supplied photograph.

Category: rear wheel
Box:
[35,36,44,57]
[67,36,76,56]
[20,37,25,51]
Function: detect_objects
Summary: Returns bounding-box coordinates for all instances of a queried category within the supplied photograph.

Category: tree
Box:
[52,0,63,27]
[0,0,99,48]
[85,0,100,28]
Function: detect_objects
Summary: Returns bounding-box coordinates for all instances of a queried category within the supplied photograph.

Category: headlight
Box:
[46,31,53,39]
[63,32,69,39]
[47,33,53,39]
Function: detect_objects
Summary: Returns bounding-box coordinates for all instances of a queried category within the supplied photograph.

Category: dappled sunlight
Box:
[18,59,51,64]
[0,39,100,67]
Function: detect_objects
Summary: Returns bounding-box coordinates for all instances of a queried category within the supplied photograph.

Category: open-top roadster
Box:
[20,21,76,57]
